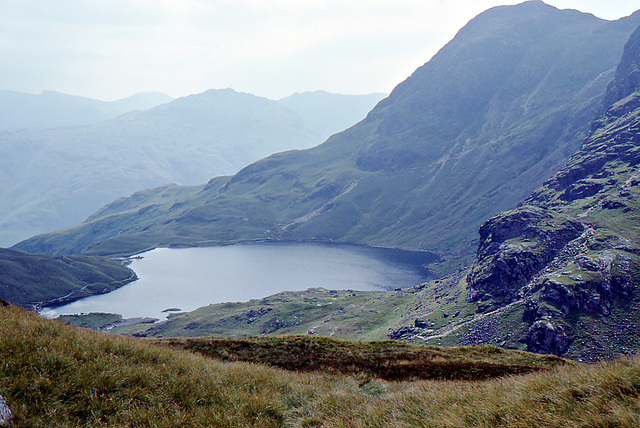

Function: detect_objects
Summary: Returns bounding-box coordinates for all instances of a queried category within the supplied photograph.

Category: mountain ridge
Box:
[0,89,384,246]
[0,90,173,131]
[81,6,640,362]
[448,21,640,359]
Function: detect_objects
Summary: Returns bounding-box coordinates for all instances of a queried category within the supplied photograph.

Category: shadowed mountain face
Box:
[0,89,384,246]
[115,22,640,362]
[459,23,640,359]
[0,248,135,309]
[15,3,640,273]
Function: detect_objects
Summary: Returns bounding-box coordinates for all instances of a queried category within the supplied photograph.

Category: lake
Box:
[42,242,437,320]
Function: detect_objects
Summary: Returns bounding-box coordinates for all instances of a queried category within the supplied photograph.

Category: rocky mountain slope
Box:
[0,89,383,246]
[424,22,640,360]
[17,2,640,275]
[103,9,640,362]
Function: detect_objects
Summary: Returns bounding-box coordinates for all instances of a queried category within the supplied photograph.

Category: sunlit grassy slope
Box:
[4,304,640,427]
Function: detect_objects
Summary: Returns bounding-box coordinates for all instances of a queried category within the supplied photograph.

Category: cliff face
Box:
[467,206,584,310]
[460,24,640,359]
[604,24,640,110]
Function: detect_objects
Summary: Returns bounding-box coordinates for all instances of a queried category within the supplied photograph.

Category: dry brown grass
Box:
[2,304,640,427]
[164,336,568,382]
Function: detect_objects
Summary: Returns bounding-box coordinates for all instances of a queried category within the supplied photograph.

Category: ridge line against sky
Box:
[2,0,639,101]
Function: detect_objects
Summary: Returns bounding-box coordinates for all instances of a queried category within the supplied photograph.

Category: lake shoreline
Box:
[42,241,438,321]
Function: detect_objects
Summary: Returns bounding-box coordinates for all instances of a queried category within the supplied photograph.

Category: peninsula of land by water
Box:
[43,242,437,322]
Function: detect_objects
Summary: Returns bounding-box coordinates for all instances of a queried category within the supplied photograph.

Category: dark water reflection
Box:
[43,242,438,320]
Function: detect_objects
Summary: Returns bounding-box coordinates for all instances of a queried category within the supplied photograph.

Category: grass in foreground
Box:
[3,304,640,427]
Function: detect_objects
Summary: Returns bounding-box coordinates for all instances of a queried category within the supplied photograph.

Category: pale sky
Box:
[1,0,639,101]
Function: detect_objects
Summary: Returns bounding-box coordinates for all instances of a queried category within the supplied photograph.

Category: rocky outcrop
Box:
[467,206,584,309]
[458,24,640,359]
[603,24,640,110]
[539,252,633,315]
[526,319,569,355]
[0,394,12,426]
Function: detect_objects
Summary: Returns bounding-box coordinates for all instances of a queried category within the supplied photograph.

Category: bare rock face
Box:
[466,206,584,310]
[0,394,13,426]
[526,319,569,355]
[603,24,640,110]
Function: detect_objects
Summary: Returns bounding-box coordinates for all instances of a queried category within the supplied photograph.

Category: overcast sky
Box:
[1,0,639,101]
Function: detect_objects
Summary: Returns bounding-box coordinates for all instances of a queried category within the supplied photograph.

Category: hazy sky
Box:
[1,0,639,101]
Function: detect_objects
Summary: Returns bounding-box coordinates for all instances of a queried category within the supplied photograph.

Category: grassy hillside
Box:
[0,248,135,309]
[4,304,640,427]
[108,272,473,340]
[163,335,566,382]
[16,3,640,273]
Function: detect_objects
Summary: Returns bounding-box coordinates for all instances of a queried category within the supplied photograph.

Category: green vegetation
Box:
[0,90,383,247]
[110,273,478,342]
[57,313,124,330]
[5,304,640,427]
[0,248,135,308]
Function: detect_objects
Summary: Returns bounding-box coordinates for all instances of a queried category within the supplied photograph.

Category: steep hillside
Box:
[0,248,135,309]
[0,89,383,246]
[425,23,640,360]
[17,2,640,273]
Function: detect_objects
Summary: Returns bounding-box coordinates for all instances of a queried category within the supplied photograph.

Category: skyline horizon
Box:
[2,1,640,102]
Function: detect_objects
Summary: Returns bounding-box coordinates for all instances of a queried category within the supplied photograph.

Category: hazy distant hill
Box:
[20,2,640,271]
[278,91,386,138]
[0,90,173,131]
[0,89,384,246]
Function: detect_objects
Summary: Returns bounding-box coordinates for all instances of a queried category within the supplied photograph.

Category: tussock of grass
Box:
[3,304,640,427]
[165,336,568,381]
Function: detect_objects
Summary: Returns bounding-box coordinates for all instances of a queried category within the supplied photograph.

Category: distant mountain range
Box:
[0,89,384,246]
[0,90,174,131]
[18,2,640,272]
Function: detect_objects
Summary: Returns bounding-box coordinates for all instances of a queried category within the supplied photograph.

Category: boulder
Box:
[0,394,12,426]
[526,319,569,355]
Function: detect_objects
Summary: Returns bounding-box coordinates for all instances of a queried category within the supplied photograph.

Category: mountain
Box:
[112,19,640,363]
[0,90,173,132]
[0,89,383,246]
[423,22,640,360]
[0,248,135,309]
[17,2,640,275]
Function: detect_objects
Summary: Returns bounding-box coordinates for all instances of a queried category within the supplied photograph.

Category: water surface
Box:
[43,242,436,320]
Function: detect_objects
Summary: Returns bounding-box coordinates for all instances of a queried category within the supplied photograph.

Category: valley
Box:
[4,1,640,425]
[0,89,384,246]
[10,1,640,362]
